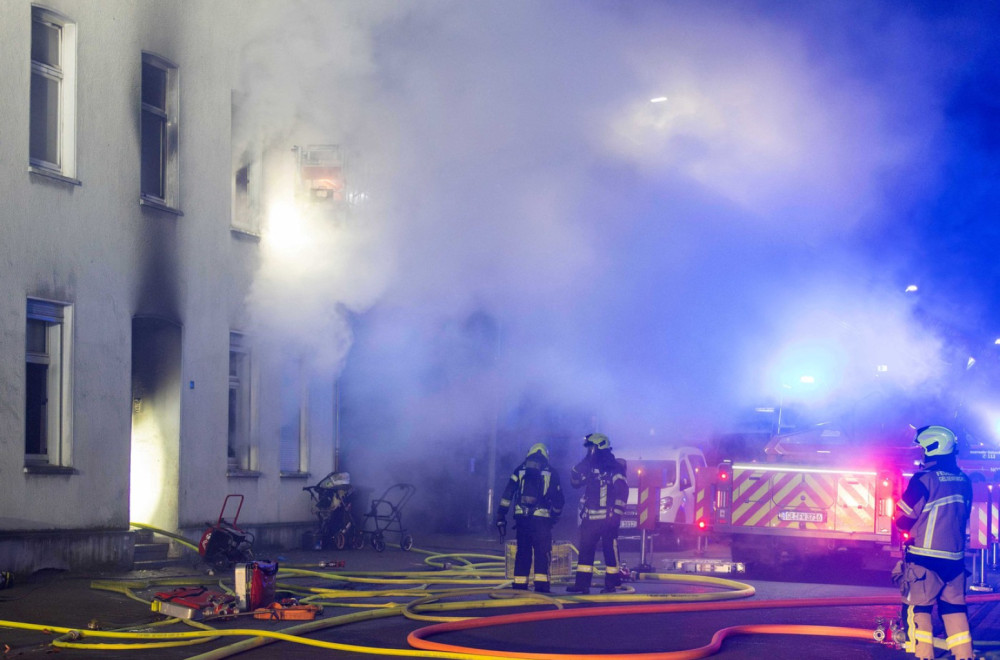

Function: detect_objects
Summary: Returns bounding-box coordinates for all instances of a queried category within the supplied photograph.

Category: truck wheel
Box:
[657,531,683,552]
[730,535,762,569]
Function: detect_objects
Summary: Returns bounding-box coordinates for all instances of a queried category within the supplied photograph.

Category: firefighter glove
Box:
[495,517,507,537]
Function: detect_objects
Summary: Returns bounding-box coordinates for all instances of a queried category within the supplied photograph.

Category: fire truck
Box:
[695,425,913,570]
[698,423,1000,571]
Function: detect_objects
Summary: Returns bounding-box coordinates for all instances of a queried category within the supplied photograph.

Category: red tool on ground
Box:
[198,494,254,570]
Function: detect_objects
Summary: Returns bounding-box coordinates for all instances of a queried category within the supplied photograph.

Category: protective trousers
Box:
[571,517,621,592]
[512,516,553,592]
[897,559,973,660]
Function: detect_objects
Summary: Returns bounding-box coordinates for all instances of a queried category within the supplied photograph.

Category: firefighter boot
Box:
[601,568,622,593]
[566,569,592,595]
[941,612,973,660]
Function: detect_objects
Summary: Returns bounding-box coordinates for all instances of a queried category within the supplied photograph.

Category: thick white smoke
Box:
[230,1,999,518]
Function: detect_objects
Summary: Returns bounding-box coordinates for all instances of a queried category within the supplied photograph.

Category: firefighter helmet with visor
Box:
[583,433,611,450]
[915,425,957,457]
[527,443,549,460]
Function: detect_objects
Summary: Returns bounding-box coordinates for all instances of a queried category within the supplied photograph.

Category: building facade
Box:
[0,1,341,573]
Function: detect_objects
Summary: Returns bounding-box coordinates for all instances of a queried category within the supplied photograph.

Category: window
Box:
[25,299,72,466]
[680,459,692,491]
[279,360,307,475]
[231,92,262,235]
[140,53,179,211]
[232,146,262,234]
[29,6,77,182]
[228,333,254,472]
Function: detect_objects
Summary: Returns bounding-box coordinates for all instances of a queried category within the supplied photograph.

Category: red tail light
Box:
[696,519,708,531]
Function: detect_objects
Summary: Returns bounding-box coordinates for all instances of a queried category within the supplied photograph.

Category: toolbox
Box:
[252,599,322,621]
[151,586,238,620]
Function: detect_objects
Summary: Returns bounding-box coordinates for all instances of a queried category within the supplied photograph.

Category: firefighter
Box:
[494,443,565,592]
[893,425,974,660]
[567,433,628,594]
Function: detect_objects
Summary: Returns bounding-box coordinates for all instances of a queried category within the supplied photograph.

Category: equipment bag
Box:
[235,560,279,611]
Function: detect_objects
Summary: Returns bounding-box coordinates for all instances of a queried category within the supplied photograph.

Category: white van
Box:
[619,446,707,538]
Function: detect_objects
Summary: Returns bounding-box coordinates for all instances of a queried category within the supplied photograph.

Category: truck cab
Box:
[620,446,707,543]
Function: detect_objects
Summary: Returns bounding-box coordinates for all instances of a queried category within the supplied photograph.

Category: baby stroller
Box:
[360,483,416,552]
[302,472,364,551]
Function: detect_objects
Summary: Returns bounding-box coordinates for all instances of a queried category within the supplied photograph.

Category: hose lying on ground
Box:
[2,524,997,659]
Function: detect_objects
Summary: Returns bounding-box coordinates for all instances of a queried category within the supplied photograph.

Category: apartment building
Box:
[0,1,343,572]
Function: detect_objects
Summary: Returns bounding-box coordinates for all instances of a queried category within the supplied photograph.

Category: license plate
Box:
[778,510,825,523]
[620,520,637,529]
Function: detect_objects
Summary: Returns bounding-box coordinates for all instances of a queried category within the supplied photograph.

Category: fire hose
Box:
[1,527,998,659]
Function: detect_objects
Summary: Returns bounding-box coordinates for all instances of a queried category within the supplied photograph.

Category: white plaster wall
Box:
[1,0,324,538]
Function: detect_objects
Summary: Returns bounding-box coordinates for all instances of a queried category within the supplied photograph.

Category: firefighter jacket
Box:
[894,456,972,562]
[497,452,565,521]
[571,450,628,522]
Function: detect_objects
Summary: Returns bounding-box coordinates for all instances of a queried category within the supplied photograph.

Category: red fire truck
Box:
[697,425,913,570]
[697,424,1000,570]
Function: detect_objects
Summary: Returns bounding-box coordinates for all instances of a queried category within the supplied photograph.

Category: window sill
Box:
[227,468,262,479]
[24,464,78,475]
[140,195,183,216]
[28,165,81,187]
[230,226,262,241]
[280,471,311,480]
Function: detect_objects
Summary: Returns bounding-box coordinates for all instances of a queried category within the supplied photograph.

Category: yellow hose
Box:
[11,524,982,659]
[129,522,200,552]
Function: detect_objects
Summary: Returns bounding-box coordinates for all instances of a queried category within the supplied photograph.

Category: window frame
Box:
[232,144,263,236]
[227,332,257,475]
[140,52,181,213]
[28,5,79,185]
[25,298,73,469]
[278,358,308,476]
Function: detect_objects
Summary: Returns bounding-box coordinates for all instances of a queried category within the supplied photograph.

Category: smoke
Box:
[231,1,1000,515]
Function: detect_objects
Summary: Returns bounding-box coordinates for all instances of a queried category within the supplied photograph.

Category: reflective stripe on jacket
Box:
[572,459,627,521]
[895,466,972,561]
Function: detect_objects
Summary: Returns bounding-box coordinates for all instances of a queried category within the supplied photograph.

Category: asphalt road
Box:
[0,532,997,659]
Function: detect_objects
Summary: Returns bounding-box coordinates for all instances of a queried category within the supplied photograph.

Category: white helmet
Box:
[915,425,957,457]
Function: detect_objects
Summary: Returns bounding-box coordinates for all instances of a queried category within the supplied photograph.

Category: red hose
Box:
[407,593,1000,659]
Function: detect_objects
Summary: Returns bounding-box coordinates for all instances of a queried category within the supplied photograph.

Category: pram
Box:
[302,472,364,551]
[359,483,416,552]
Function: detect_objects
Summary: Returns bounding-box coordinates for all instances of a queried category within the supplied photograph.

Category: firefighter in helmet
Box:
[567,433,628,594]
[495,443,565,592]
[893,425,974,660]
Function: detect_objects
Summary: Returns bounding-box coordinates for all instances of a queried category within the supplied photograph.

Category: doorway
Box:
[129,317,181,532]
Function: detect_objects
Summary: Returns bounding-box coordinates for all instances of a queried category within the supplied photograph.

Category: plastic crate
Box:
[505,540,575,579]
